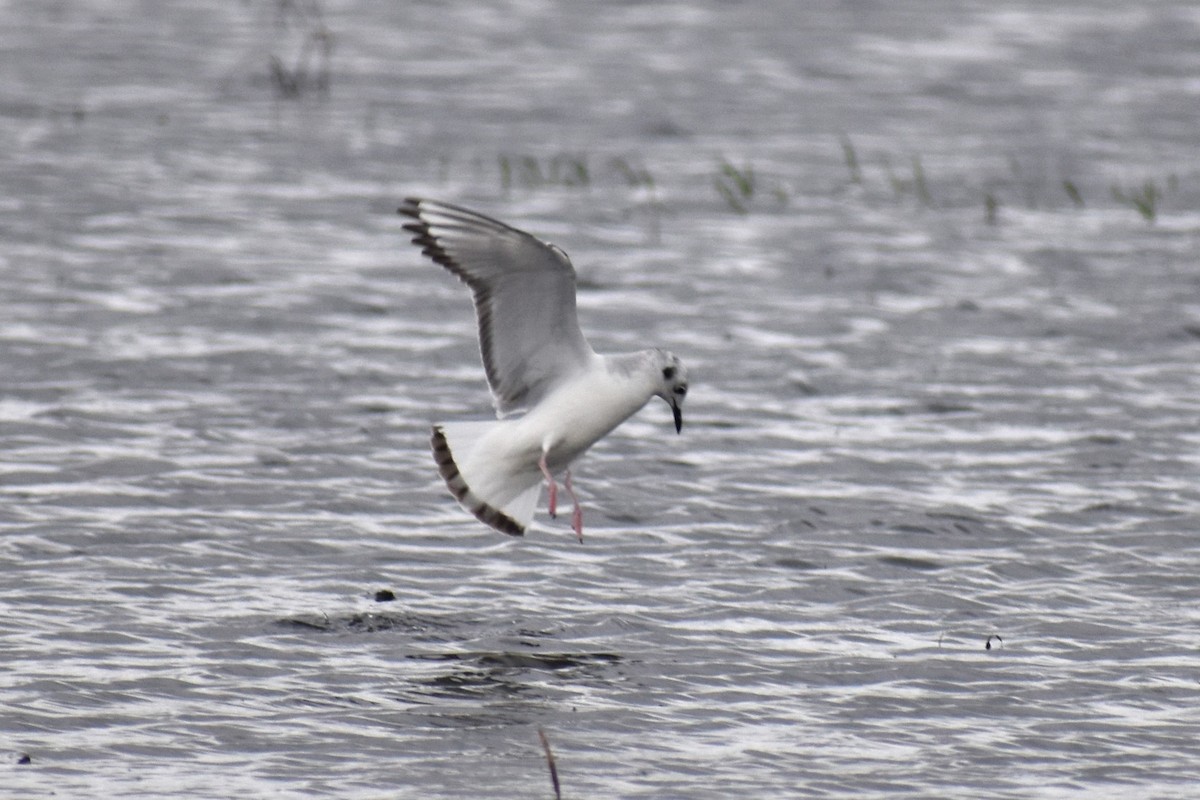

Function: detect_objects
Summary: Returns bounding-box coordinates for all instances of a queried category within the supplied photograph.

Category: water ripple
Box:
[5,1,1200,798]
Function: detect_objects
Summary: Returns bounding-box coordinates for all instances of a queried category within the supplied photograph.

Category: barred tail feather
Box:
[431,422,542,536]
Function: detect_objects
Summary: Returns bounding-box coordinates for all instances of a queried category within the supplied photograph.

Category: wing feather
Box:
[399,198,594,416]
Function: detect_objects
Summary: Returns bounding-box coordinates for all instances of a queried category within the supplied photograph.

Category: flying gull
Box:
[398,198,689,540]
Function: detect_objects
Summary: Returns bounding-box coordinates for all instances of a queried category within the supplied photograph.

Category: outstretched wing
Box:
[399,197,594,416]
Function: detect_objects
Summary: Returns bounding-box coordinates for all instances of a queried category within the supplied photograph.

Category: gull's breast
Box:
[519,364,653,472]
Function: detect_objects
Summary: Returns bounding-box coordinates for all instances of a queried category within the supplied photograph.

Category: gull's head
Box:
[651,350,688,434]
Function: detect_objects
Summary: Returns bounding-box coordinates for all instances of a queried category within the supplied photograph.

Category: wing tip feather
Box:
[398,200,477,280]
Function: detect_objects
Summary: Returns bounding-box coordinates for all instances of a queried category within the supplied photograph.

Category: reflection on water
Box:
[4,1,1200,797]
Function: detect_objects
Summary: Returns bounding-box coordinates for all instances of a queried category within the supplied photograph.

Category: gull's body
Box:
[398,198,688,539]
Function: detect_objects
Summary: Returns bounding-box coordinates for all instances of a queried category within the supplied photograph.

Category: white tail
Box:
[431,422,542,535]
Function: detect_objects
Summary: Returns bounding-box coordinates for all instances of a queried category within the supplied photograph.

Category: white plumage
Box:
[400,198,689,539]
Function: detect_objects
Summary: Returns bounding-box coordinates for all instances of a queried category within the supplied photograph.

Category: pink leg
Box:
[538,452,557,518]
[564,469,583,542]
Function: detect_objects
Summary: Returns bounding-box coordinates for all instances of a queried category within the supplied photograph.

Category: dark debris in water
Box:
[878,554,943,571]
[891,523,941,536]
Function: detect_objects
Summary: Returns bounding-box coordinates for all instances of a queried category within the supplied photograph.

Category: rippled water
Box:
[4,1,1200,797]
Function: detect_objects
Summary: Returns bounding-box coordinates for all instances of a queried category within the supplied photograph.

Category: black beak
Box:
[672,402,683,434]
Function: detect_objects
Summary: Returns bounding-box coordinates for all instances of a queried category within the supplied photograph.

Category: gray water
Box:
[4,1,1200,797]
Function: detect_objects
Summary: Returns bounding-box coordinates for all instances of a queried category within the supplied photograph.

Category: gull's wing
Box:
[399,197,594,416]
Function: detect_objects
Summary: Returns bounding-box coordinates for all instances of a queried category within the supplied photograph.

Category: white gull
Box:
[398,198,689,540]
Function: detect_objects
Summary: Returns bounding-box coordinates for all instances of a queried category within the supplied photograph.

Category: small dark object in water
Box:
[374,589,396,602]
[17,753,31,765]
[986,634,1003,650]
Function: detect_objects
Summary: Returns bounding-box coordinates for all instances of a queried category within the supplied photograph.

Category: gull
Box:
[398,198,689,540]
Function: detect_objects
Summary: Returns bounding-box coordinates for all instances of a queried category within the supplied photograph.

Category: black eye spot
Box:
[662,366,675,380]
[674,385,687,396]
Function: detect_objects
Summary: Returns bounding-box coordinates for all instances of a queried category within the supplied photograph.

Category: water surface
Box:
[3,2,1200,797]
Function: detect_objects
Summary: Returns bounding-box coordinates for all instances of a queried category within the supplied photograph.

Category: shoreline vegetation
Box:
[400,138,1185,226]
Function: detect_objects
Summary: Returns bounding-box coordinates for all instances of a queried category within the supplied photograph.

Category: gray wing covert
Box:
[399,198,594,416]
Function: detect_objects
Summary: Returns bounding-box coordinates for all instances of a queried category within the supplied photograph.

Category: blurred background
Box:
[3,1,1200,798]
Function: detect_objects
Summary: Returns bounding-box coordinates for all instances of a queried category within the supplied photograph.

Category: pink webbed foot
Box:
[564,469,584,542]
[538,452,558,519]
